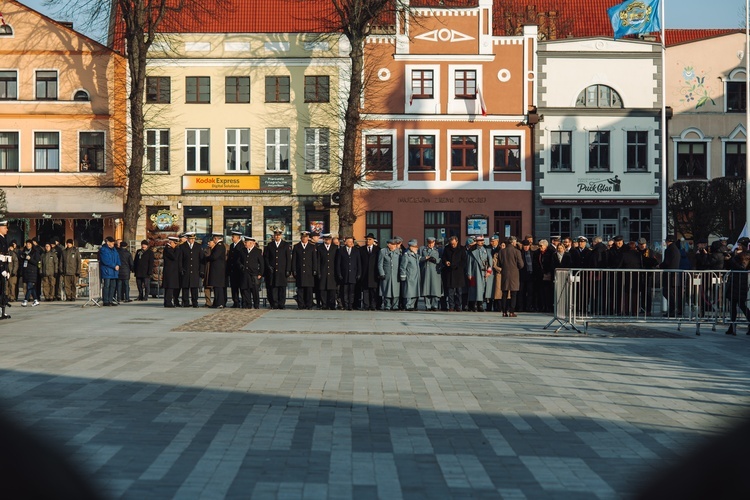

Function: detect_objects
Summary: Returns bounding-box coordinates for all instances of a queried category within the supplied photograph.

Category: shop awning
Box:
[3,187,125,218]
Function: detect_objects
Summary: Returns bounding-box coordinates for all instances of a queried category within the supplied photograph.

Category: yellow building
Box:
[0,0,127,246]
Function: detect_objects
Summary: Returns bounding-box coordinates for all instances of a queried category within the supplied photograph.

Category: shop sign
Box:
[182,175,292,194]
[577,175,622,194]
[542,198,658,205]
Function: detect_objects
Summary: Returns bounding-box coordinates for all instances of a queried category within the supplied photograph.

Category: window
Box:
[226,128,250,172]
[727,81,746,113]
[365,135,393,172]
[0,71,17,100]
[549,208,571,239]
[424,211,460,244]
[0,24,12,36]
[225,76,250,103]
[225,207,252,238]
[305,128,329,172]
[186,129,210,172]
[34,132,59,171]
[454,70,476,98]
[146,77,170,103]
[265,76,290,103]
[725,142,746,178]
[0,132,19,171]
[146,129,170,172]
[408,135,435,171]
[411,70,433,99]
[550,131,572,172]
[184,206,213,243]
[576,85,622,108]
[588,131,610,171]
[264,206,292,241]
[185,76,210,103]
[626,131,648,171]
[677,142,707,179]
[36,70,57,100]
[79,132,105,172]
[451,135,478,171]
[266,128,289,171]
[493,136,520,171]
[629,209,651,242]
[365,211,392,244]
[73,90,90,101]
[304,75,329,103]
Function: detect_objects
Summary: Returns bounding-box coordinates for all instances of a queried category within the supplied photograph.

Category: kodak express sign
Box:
[182,175,292,194]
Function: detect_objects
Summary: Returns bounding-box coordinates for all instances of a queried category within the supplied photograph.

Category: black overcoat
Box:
[206,243,226,287]
[179,243,203,288]
[264,240,292,287]
[359,244,380,288]
[161,245,180,289]
[441,244,466,288]
[318,244,338,290]
[336,246,361,284]
[133,248,155,279]
[240,246,264,289]
[292,242,319,287]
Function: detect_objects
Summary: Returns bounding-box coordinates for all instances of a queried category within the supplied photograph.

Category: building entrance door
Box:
[494,211,522,239]
[581,208,619,242]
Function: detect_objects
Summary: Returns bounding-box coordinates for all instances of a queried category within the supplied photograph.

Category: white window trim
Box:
[0,130,21,172]
[72,88,90,101]
[0,69,18,101]
[145,128,170,174]
[0,24,15,38]
[77,130,107,173]
[304,127,329,173]
[32,129,61,172]
[671,127,712,181]
[491,130,525,181]
[447,64,482,115]
[265,127,290,172]
[623,129,652,173]
[547,128,575,174]
[225,128,251,173]
[34,68,59,101]
[720,124,746,177]
[361,128,397,181]
[404,64,440,114]
[447,129,482,182]
[185,128,210,173]
[404,128,439,181]
[723,68,746,113]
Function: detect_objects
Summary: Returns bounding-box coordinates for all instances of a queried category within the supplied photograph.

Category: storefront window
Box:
[74,219,104,248]
[365,211,392,244]
[224,207,252,239]
[184,206,212,243]
[424,211,460,244]
[305,209,329,235]
[264,206,292,242]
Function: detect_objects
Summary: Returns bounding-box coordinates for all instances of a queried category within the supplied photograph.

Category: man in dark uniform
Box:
[442,235,466,312]
[162,236,181,308]
[309,232,322,308]
[206,232,227,308]
[51,238,64,301]
[336,236,361,311]
[264,229,292,309]
[226,230,244,308]
[239,236,264,309]
[0,220,11,319]
[360,233,380,311]
[318,233,338,310]
[660,235,682,316]
[291,231,318,310]
[179,232,202,308]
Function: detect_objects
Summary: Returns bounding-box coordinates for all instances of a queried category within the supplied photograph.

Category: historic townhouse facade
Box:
[357,0,537,243]
[535,37,663,244]
[0,0,127,246]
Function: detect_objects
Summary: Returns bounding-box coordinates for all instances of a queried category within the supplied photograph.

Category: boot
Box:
[726,325,736,336]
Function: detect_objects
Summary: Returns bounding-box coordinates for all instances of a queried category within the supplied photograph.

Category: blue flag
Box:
[608,0,661,40]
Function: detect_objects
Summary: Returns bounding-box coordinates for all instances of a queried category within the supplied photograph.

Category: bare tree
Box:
[667,181,722,242]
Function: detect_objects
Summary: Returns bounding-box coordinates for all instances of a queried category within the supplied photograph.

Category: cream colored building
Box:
[139,32,347,244]
[0,0,127,246]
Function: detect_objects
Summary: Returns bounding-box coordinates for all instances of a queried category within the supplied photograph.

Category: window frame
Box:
[0,131,20,172]
[265,76,291,103]
[725,69,747,113]
[629,209,652,243]
[588,131,611,172]
[304,127,329,172]
[450,135,479,172]
[146,129,170,173]
[225,128,250,172]
[33,131,60,172]
[454,69,477,99]
[185,128,210,172]
[676,142,708,180]
[35,69,58,101]
[424,211,461,245]
[78,131,106,173]
[549,208,572,239]
[410,69,434,99]
[364,133,395,173]
[365,211,393,245]
[492,135,521,172]
[185,76,211,104]
[304,75,329,103]
[575,84,623,108]
[626,131,649,172]
[407,134,436,172]
[265,128,290,172]
[550,131,572,172]
[724,141,746,178]
[0,70,18,101]
[225,76,251,104]
[146,76,171,104]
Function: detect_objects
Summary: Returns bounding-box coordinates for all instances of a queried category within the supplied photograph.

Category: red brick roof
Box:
[491,0,621,38]
[664,29,743,47]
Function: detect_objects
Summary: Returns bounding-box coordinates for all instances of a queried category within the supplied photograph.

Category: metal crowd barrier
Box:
[545,268,750,336]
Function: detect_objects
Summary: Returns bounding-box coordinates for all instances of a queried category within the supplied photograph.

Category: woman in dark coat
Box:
[206,234,227,308]
[161,238,180,307]
[725,252,750,335]
[20,240,40,306]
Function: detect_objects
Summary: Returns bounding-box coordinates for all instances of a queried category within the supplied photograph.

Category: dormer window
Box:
[576,85,623,108]
[73,90,90,101]
[0,24,12,36]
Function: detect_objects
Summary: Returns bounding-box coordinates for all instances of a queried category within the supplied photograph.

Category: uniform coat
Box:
[226,240,244,287]
[441,244,466,289]
[359,244,380,288]
[398,250,421,299]
[466,246,492,301]
[377,248,401,299]
[240,246,264,289]
[292,241,319,287]
[161,245,180,290]
[41,250,59,278]
[418,246,442,297]
[264,240,292,286]
[336,246,361,284]
[318,244,339,290]
[179,242,203,288]
[206,243,227,287]
[499,245,525,292]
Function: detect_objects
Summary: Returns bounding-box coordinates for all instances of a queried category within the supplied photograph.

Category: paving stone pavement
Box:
[0,301,749,499]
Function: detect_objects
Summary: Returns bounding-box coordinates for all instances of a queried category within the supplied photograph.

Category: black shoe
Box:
[726,327,736,336]
[164,304,175,308]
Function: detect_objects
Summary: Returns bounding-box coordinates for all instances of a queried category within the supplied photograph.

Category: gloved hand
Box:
[1,271,9,279]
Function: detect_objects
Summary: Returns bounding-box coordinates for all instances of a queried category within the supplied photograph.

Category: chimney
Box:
[548,11,558,40]
[59,21,74,30]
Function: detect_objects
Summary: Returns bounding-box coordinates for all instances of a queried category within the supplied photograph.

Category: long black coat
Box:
[291,242,319,287]
[226,240,244,287]
[133,248,155,279]
[336,246,361,284]
[161,245,180,289]
[118,247,133,279]
[318,244,338,290]
[239,246,264,289]
[359,244,380,288]
[264,240,291,287]
[206,243,226,287]
[661,243,681,270]
[20,246,40,283]
[179,243,203,288]
[441,244,466,288]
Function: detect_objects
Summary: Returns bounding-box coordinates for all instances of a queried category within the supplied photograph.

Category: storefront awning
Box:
[3,187,125,218]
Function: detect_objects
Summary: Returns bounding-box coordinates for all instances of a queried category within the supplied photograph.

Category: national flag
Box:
[476,87,487,116]
[0,12,6,26]
[409,92,413,106]
[608,0,661,40]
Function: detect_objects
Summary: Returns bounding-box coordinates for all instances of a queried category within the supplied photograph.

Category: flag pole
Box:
[745,0,749,240]
[661,0,668,245]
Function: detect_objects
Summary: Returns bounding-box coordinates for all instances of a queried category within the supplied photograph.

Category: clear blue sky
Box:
[13,0,748,41]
